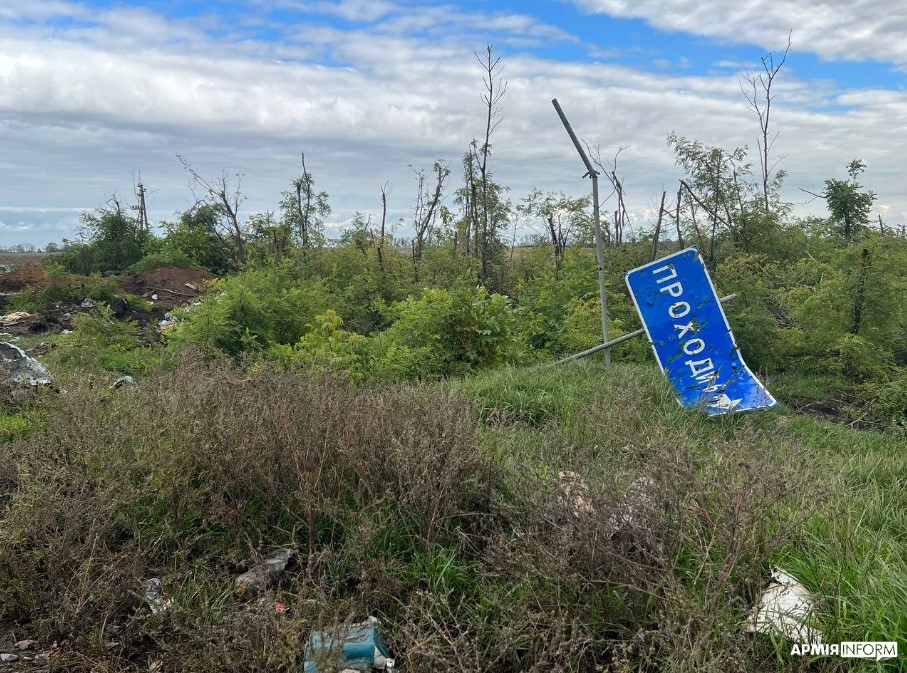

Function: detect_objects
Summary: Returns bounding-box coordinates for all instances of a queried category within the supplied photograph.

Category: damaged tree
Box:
[412,161,450,264]
[740,34,790,215]
[178,156,247,266]
[283,151,331,251]
[474,45,507,283]
[518,189,591,277]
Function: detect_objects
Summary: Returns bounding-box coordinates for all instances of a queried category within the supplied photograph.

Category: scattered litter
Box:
[13,640,35,651]
[256,596,289,614]
[0,311,33,327]
[110,375,136,389]
[144,578,172,614]
[81,298,97,309]
[304,616,394,672]
[184,282,198,291]
[27,341,53,357]
[0,341,53,395]
[151,293,158,301]
[158,313,177,332]
[604,477,659,535]
[62,329,73,335]
[747,567,821,643]
[234,548,294,598]
[557,471,595,518]
[0,653,19,662]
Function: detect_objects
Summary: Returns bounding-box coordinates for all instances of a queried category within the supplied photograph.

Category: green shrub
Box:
[376,286,531,378]
[50,307,159,375]
[129,250,195,274]
[124,294,154,313]
[864,372,907,432]
[167,266,336,357]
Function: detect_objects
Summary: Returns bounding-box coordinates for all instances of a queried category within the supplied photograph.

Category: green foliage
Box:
[0,412,34,441]
[864,373,907,432]
[289,309,371,380]
[157,205,233,273]
[376,286,530,378]
[128,249,195,273]
[281,167,330,248]
[824,159,876,240]
[269,287,533,382]
[59,200,150,273]
[123,293,154,313]
[167,266,335,357]
[51,307,160,374]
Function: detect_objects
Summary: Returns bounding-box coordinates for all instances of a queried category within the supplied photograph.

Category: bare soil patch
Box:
[119,267,217,310]
[0,265,46,292]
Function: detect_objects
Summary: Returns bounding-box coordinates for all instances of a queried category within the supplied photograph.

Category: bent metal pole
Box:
[551,98,610,370]
[549,294,738,367]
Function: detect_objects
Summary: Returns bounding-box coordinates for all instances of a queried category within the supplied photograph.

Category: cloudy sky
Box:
[0,0,904,247]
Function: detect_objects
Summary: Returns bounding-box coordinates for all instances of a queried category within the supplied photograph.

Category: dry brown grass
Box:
[0,356,828,671]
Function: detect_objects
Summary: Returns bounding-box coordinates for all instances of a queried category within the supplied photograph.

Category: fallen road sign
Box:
[625,247,777,415]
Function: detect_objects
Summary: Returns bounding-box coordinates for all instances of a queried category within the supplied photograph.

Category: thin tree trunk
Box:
[651,190,666,261]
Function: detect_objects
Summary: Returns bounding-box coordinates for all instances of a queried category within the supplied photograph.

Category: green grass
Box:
[0,411,34,440]
[458,360,907,671]
[1,354,904,671]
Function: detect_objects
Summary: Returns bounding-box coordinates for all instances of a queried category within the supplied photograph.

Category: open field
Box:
[0,253,50,268]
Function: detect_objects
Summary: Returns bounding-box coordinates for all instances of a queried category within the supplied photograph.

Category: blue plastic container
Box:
[303,617,391,672]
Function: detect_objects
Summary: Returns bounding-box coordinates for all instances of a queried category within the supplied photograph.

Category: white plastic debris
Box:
[747,567,821,643]
[144,578,172,614]
[0,341,52,387]
[234,548,294,597]
[109,375,136,389]
[0,311,32,327]
[557,471,594,518]
[81,298,97,309]
[1,653,20,662]
[158,313,177,332]
[603,477,659,536]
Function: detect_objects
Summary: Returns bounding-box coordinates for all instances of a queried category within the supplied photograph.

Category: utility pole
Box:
[135,182,149,233]
[551,98,611,370]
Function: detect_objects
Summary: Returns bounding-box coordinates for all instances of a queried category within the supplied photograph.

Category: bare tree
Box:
[378,182,390,271]
[651,190,667,261]
[590,145,630,247]
[473,45,507,282]
[412,161,450,263]
[178,156,246,264]
[740,33,791,213]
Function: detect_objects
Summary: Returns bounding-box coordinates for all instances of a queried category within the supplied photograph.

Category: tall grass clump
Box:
[0,356,843,671]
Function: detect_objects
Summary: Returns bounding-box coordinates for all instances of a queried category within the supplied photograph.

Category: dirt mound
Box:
[119,266,218,309]
[0,263,47,292]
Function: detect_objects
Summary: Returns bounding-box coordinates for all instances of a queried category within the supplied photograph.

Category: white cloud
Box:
[572,0,907,65]
[0,1,904,246]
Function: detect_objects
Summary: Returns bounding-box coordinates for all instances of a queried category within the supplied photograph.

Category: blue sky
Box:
[1,0,906,246]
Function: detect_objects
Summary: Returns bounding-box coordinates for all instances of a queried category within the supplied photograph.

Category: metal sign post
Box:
[551,98,610,370]
[625,247,777,414]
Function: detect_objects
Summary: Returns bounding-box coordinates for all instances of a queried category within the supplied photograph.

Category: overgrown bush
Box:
[166,266,336,356]
[0,358,828,672]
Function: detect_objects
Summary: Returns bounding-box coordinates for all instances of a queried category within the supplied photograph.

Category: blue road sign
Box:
[625,247,777,415]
